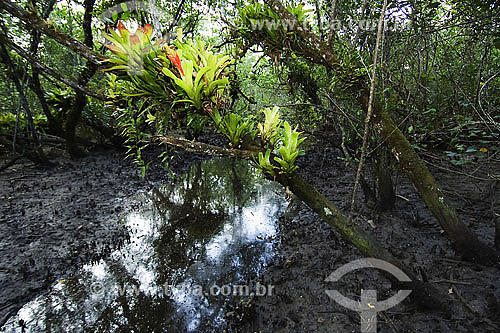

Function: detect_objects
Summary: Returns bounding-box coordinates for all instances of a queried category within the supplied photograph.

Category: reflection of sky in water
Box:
[2,158,285,332]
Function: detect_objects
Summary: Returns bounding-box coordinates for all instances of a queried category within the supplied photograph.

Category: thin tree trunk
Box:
[351,0,388,213]
[262,0,500,266]
[155,134,449,312]
[0,39,39,146]
[65,0,98,157]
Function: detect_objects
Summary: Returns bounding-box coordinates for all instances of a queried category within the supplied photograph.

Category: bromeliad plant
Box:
[161,36,234,111]
[274,121,306,173]
[103,23,234,115]
[257,149,277,177]
[211,109,256,148]
[103,21,157,75]
[254,107,306,175]
[257,106,282,147]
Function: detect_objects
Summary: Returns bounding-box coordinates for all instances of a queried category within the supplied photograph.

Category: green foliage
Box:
[442,115,500,165]
[274,121,306,174]
[45,87,74,121]
[257,106,281,147]
[211,109,255,147]
[257,149,277,177]
[234,1,313,63]
[0,112,48,132]
[253,107,306,176]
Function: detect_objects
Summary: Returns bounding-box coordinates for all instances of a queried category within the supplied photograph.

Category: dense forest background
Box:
[0,0,498,164]
[0,0,499,330]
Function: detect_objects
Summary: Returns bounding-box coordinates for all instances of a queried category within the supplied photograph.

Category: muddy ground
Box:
[1,134,499,332]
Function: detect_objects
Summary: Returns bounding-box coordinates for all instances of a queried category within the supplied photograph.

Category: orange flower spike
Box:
[166,48,184,76]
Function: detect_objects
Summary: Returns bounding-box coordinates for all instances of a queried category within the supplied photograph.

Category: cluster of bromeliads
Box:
[103,21,306,176]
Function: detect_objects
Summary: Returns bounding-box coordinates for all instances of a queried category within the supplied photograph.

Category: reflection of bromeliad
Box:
[325,258,412,333]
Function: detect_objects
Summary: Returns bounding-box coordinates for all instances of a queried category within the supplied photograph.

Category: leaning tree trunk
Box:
[365,94,500,264]
[155,135,450,311]
[262,0,500,266]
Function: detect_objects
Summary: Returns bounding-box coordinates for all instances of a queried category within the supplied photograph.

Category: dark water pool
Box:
[2,158,286,332]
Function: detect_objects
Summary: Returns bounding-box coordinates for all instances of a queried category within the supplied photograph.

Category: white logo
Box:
[325,258,412,333]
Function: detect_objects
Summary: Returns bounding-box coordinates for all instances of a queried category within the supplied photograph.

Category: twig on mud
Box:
[422,157,492,182]
[395,194,410,202]
[440,189,474,206]
[430,279,475,286]
[0,154,23,173]
[438,258,472,265]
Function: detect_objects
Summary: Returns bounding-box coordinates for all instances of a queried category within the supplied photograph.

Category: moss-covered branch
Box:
[154,134,449,311]
[365,95,500,265]
[262,0,500,266]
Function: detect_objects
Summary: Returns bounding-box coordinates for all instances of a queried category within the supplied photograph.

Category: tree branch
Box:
[0,0,103,65]
[0,32,107,100]
[153,134,449,312]
[154,135,257,160]
[351,0,388,214]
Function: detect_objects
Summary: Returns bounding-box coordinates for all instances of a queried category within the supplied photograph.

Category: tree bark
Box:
[154,134,449,312]
[0,0,102,65]
[262,0,500,266]
[65,0,98,158]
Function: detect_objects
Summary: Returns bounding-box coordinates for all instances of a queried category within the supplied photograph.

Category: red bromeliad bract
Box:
[166,48,185,76]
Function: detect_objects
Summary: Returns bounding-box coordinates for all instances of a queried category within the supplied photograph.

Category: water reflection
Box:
[1,158,285,332]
